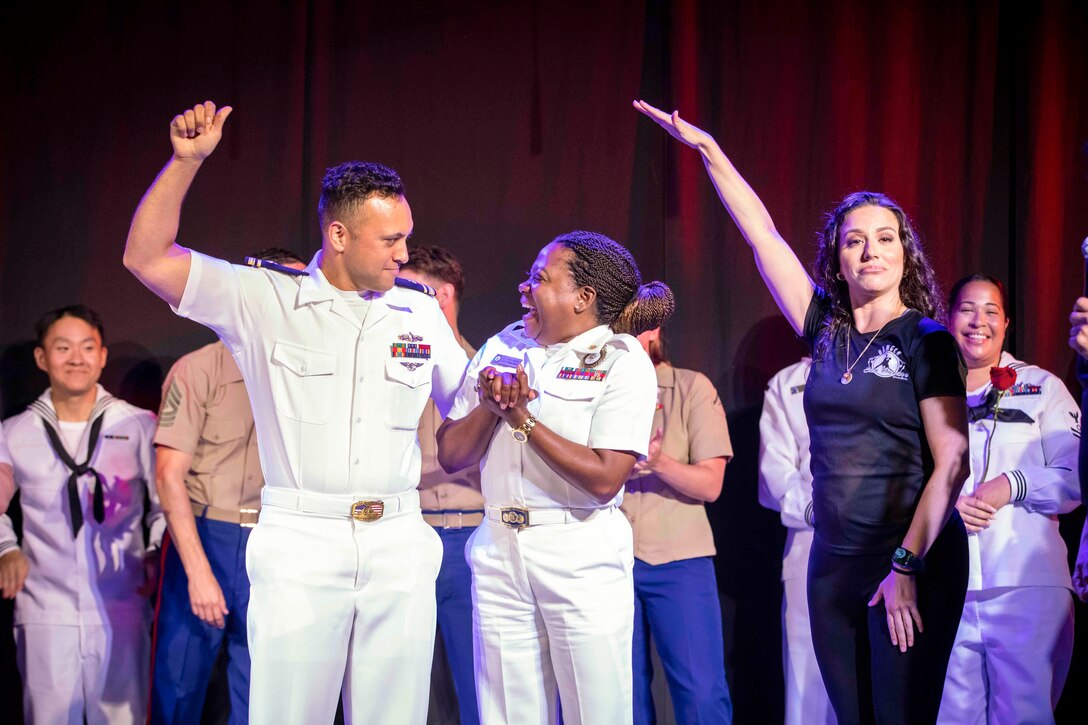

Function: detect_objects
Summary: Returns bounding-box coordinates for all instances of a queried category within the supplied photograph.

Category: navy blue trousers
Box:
[435,525,480,725]
[151,516,252,725]
[632,556,733,725]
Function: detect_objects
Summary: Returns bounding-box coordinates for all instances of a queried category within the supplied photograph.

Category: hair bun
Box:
[614,281,676,336]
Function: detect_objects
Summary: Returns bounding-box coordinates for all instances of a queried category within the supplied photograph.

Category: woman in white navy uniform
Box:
[937,274,1080,724]
[438,231,674,725]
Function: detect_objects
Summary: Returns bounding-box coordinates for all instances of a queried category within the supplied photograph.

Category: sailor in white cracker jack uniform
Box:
[0,305,164,725]
[758,357,836,725]
[124,101,469,724]
[438,231,675,725]
[938,275,1080,725]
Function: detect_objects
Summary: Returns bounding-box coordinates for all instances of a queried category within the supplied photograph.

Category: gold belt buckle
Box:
[499,506,529,531]
[239,508,259,528]
[351,500,385,522]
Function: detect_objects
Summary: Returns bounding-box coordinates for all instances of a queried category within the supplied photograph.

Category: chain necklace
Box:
[840,306,904,385]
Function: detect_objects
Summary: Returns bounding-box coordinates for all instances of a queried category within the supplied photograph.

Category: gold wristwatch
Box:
[510,414,538,443]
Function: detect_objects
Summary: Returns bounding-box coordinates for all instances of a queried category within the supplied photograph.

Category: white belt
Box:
[261,487,420,522]
[486,504,612,531]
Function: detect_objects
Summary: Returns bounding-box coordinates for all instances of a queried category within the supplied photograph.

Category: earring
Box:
[835,272,845,281]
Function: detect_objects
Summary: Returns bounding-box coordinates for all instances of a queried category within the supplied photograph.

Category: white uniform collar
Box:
[967,351,1023,395]
[28,384,116,427]
[296,250,391,330]
[544,324,613,359]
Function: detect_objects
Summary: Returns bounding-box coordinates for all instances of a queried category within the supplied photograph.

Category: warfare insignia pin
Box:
[400,362,424,371]
[581,348,607,369]
[398,332,424,342]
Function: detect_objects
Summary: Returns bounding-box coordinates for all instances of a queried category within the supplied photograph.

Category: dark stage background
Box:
[2,1,1088,722]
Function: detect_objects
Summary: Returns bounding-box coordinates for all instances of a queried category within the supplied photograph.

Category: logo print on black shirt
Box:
[862,344,909,381]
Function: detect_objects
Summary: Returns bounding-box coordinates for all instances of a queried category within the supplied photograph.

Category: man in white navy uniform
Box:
[124,101,469,724]
[758,358,835,725]
[0,305,164,724]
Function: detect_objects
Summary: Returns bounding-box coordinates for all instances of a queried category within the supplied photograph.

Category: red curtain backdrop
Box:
[2,1,1087,722]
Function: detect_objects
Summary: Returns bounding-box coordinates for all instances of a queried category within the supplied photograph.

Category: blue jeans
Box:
[632,556,732,725]
[435,525,480,725]
[151,516,252,725]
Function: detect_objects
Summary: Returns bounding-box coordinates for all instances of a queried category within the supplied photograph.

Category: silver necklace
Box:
[840,307,902,385]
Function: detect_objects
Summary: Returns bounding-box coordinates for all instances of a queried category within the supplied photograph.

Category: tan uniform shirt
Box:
[154,341,264,512]
[621,363,732,565]
[417,337,483,512]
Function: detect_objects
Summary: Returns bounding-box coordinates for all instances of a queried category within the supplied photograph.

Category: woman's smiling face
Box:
[519,242,586,346]
[949,279,1008,370]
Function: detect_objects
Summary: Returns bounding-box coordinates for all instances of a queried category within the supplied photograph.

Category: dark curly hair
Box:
[552,230,675,336]
[812,191,944,357]
[318,161,405,229]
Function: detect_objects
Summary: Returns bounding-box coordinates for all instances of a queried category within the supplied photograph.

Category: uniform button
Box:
[355,417,362,424]
[247,475,253,481]
[358,376,364,383]
[354,459,360,465]
[300,364,308,373]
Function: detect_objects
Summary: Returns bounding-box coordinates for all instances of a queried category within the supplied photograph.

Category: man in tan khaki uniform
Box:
[398,245,481,725]
[621,327,734,724]
[150,248,306,725]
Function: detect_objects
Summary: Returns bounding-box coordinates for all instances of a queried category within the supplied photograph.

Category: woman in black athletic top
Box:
[635,100,969,725]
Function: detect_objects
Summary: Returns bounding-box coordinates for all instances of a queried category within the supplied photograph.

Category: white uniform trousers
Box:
[782,575,835,725]
[16,609,151,725]
[469,507,634,725]
[246,502,443,724]
[937,586,1074,725]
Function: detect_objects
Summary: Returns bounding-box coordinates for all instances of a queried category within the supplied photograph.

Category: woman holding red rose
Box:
[636,100,970,725]
[938,274,1080,724]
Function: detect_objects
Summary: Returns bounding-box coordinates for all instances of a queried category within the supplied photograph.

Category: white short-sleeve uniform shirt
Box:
[449,322,657,509]
[174,250,468,497]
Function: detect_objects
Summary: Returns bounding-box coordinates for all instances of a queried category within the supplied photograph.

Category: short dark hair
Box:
[318,161,405,229]
[35,304,106,347]
[552,230,675,336]
[251,247,307,266]
[401,245,466,301]
[947,273,1009,319]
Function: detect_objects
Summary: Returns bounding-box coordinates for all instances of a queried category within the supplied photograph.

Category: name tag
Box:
[490,354,522,369]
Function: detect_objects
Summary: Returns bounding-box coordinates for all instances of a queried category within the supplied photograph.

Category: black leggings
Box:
[807,516,968,725]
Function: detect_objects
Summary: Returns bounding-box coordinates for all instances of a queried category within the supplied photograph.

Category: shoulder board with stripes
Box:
[395,277,437,297]
[243,257,308,277]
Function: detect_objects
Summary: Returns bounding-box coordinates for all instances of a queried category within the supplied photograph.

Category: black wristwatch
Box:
[891,546,923,575]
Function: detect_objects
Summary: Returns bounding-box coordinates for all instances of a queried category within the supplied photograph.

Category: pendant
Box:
[840,371,853,385]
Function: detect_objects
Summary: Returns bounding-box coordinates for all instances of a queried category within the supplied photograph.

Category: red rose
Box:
[990,366,1017,391]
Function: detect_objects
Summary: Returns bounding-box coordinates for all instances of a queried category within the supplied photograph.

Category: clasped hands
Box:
[476,365,537,427]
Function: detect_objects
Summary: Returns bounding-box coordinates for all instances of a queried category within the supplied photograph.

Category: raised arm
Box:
[123,101,233,308]
[634,100,815,333]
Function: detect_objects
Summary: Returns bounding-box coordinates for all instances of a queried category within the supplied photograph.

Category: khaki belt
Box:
[191,501,260,528]
[422,510,484,529]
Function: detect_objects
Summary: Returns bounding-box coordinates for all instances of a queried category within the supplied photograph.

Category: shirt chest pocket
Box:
[384,357,432,430]
[195,418,249,472]
[270,341,336,424]
[540,381,604,443]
